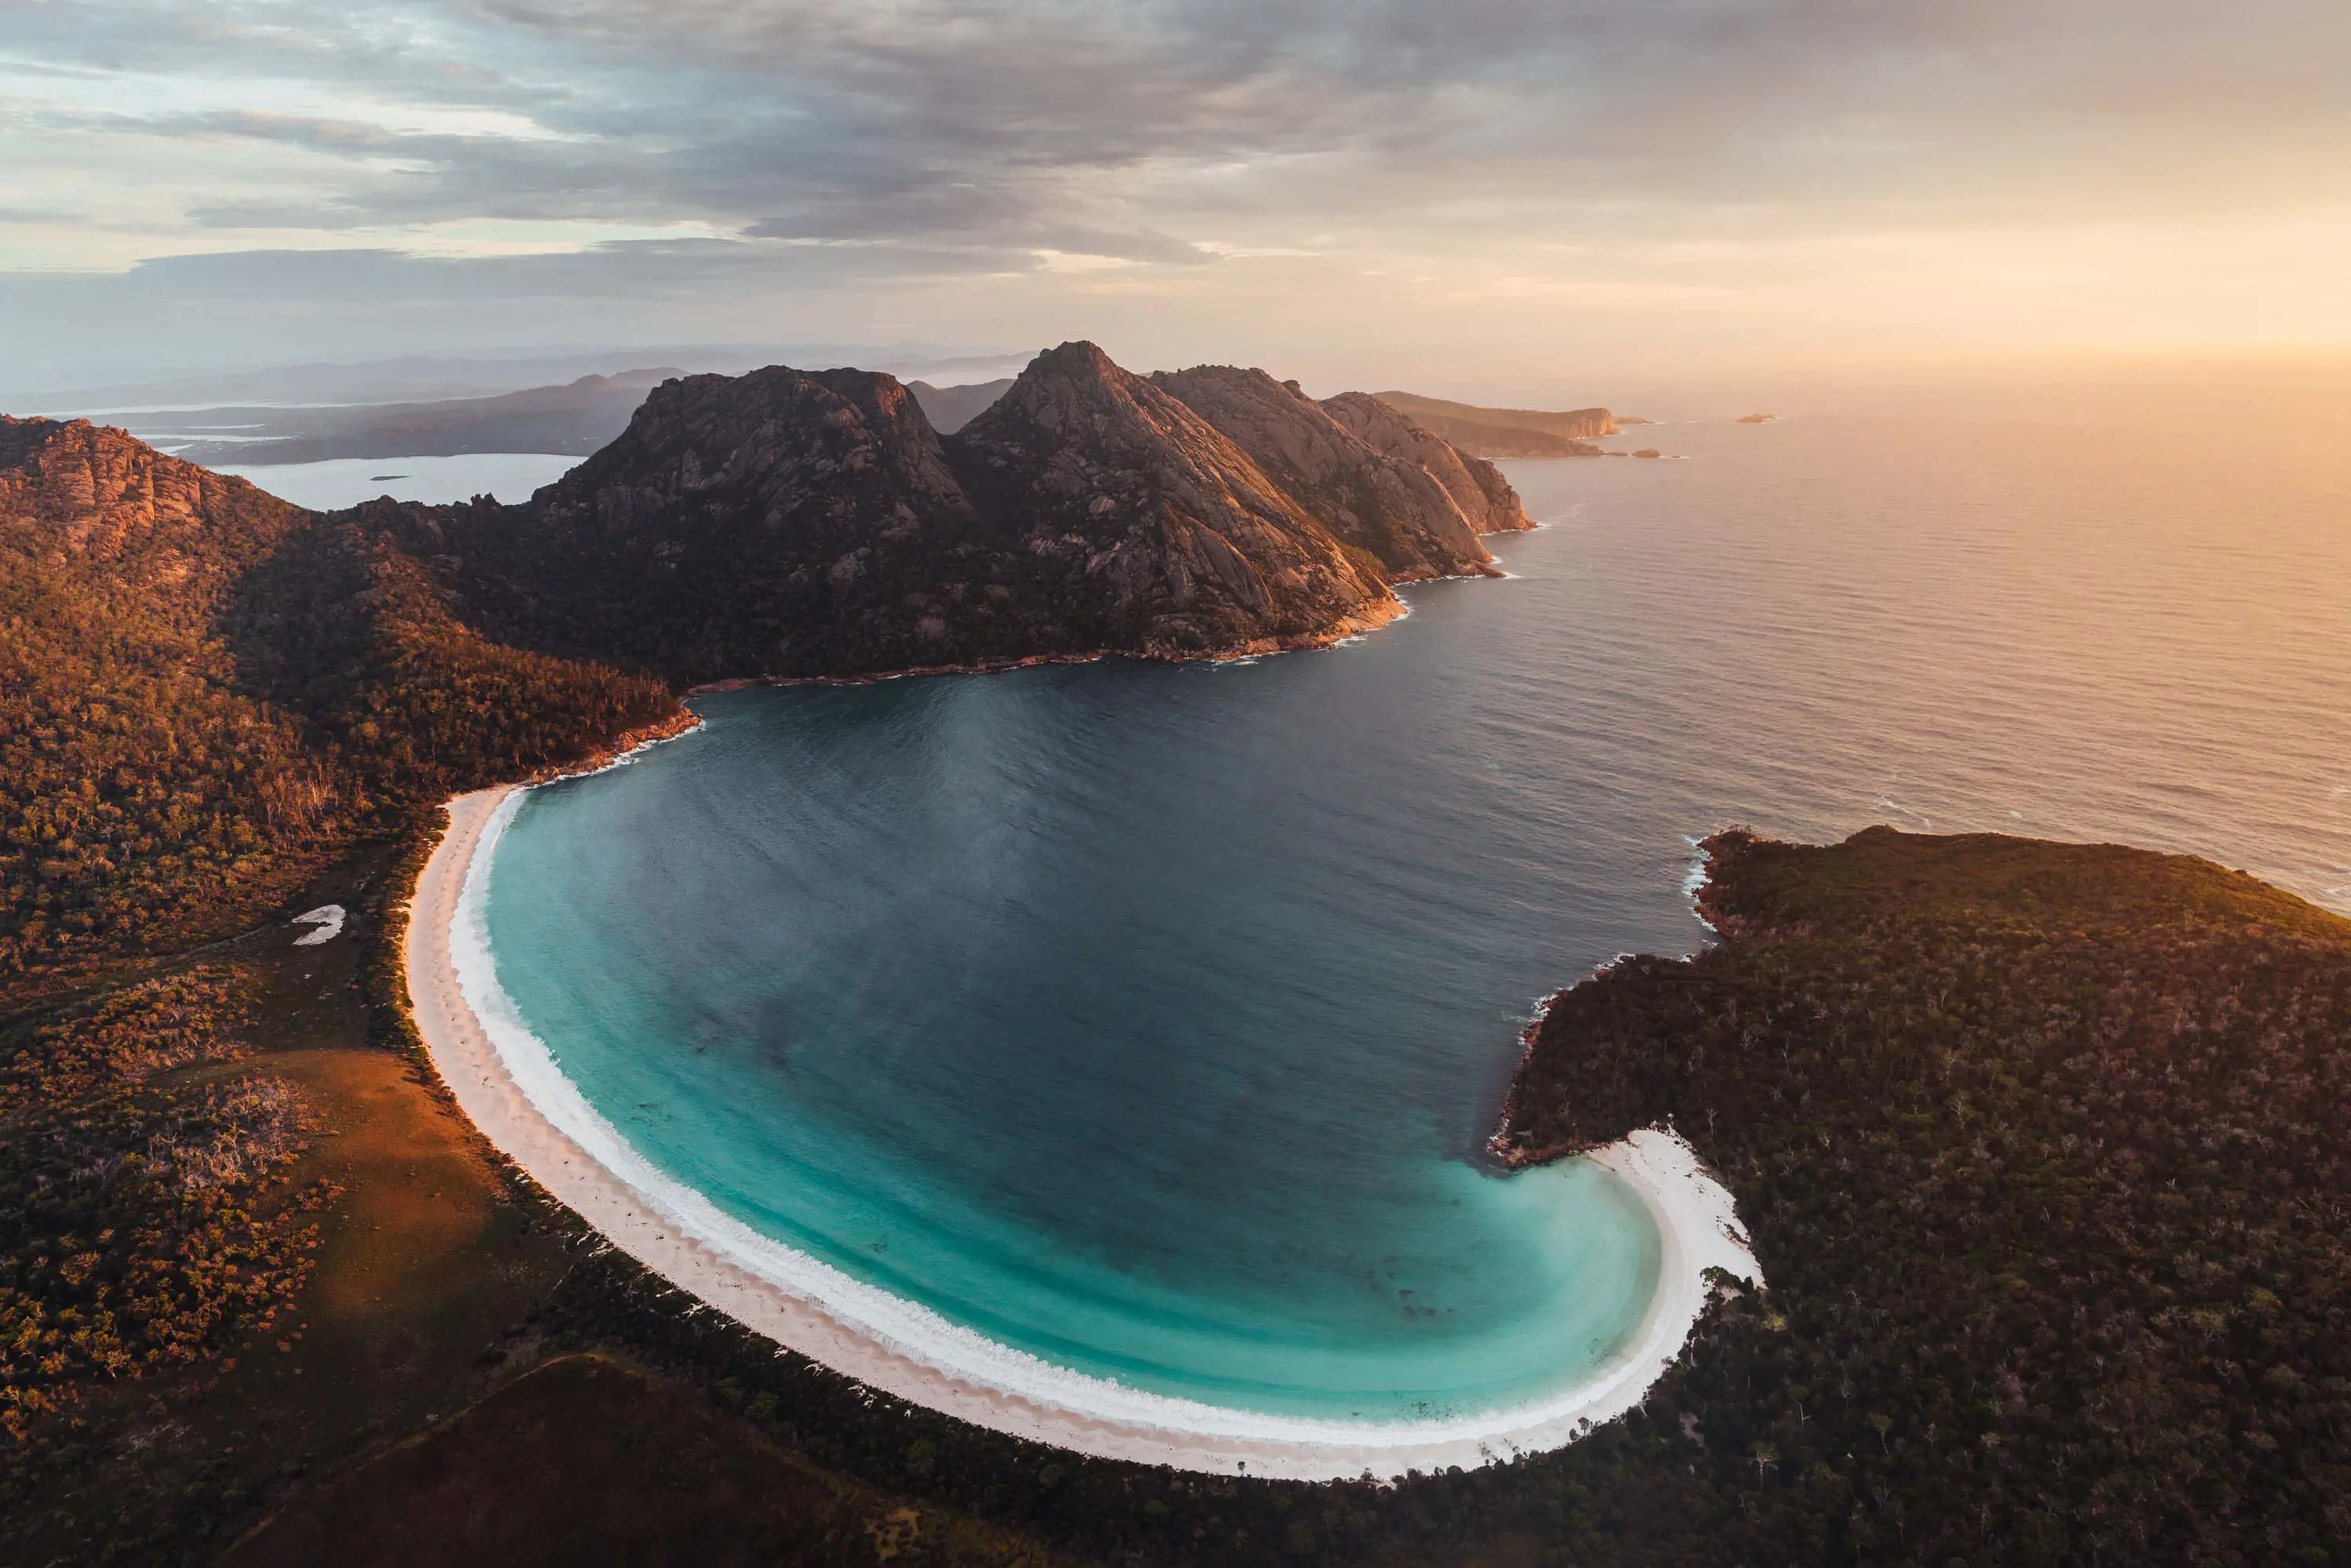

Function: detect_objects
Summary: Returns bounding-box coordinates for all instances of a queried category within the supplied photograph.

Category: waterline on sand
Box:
[408,785,1759,1479]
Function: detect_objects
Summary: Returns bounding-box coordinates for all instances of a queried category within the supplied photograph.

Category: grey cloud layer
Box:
[16,0,2349,255]
[4,0,2348,387]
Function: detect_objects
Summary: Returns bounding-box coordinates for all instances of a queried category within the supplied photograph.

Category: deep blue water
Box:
[479,405,2351,1425]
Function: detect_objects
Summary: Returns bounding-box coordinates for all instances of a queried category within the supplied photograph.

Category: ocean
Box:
[220,452,582,510]
[468,399,2351,1436]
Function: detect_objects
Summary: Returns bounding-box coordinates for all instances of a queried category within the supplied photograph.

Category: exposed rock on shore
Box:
[1150,365,1499,580]
[1319,391,1531,535]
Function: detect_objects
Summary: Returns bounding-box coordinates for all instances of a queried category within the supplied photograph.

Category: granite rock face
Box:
[1317,393,1532,536]
[0,415,302,566]
[402,365,1006,681]
[1149,365,1495,581]
[948,343,1393,661]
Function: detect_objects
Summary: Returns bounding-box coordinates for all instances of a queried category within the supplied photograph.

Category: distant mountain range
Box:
[907,377,1016,434]
[8,343,1033,414]
[75,357,1621,474]
[154,371,682,466]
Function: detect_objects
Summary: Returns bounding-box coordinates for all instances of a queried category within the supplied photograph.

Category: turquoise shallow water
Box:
[479,405,2351,1428]
[481,663,1667,1421]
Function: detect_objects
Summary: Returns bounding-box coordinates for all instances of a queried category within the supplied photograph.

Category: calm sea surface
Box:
[479,405,2351,1425]
[226,452,581,510]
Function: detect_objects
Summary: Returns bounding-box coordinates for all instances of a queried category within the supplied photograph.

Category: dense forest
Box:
[1495,827,2351,1564]
[0,417,677,1009]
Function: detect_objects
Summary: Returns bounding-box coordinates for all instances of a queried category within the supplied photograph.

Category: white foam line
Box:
[410,786,1761,1479]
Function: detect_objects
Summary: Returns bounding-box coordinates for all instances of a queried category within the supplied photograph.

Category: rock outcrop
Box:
[1319,392,1532,536]
[1149,365,1494,580]
[947,343,1393,661]
[0,415,303,565]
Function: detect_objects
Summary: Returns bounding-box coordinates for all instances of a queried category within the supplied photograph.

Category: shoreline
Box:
[683,516,1536,698]
[406,785,1759,1480]
[686,599,1410,696]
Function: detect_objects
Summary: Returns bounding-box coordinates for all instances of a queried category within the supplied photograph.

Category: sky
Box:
[4,0,2349,399]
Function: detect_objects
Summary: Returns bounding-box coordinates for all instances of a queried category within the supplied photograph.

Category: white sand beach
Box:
[407,785,1761,1479]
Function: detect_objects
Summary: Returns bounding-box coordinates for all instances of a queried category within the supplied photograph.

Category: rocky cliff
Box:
[1319,392,1532,535]
[397,343,1430,683]
[1149,365,1495,581]
[0,412,303,564]
[410,364,992,680]
[947,343,1394,661]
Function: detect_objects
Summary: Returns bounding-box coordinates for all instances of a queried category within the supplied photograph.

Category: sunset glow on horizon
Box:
[4,2,2348,394]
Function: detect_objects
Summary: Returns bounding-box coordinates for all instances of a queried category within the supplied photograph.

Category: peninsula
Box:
[2,350,2344,1567]
[1366,390,1617,458]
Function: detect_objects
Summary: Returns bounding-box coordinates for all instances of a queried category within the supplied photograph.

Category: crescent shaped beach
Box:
[405,782,1761,1480]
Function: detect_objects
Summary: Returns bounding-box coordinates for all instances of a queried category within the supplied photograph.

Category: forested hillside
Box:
[0,416,675,1008]
[1494,827,2351,1564]
[0,967,329,1441]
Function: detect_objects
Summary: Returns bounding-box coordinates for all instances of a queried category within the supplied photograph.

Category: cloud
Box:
[2,0,2348,382]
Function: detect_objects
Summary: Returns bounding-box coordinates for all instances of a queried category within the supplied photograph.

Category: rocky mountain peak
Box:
[0,414,302,563]
[949,345,1392,652]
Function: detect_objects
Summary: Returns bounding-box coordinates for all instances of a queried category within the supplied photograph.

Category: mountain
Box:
[390,364,997,683]
[0,416,673,1004]
[946,343,1396,655]
[161,371,681,466]
[906,376,1014,434]
[391,342,1517,684]
[1368,390,1615,457]
[0,341,1525,985]
[1320,392,1532,533]
[1149,365,1508,581]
